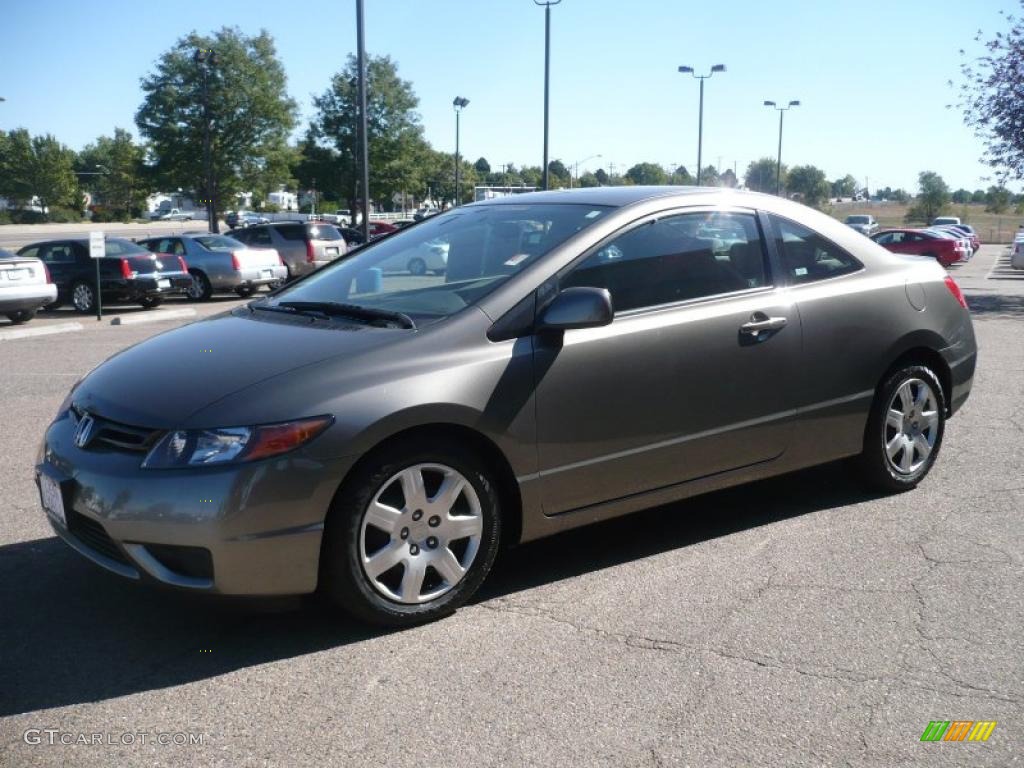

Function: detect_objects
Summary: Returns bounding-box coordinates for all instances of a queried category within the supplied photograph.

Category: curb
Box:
[110,308,197,326]
[0,321,85,341]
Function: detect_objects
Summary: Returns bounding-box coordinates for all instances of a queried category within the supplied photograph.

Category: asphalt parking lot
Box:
[0,246,1021,767]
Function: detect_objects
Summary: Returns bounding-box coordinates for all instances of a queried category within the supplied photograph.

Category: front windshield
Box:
[267,203,612,324]
[195,235,244,251]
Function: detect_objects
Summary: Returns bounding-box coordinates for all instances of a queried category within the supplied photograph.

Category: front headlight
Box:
[142,416,333,469]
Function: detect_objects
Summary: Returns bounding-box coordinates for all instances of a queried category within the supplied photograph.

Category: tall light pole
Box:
[452,97,469,206]
[534,0,562,190]
[763,100,800,196]
[571,154,601,187]
[356,0,371,242]
[193,48,220,232]
[678,64,725,186]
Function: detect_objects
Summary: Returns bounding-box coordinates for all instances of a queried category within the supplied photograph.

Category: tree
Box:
[831,174,858,198]
[951,188,971,204]
[744,157,785,193]
[473,157,490,177]
[577,171,599,188]
[136,27,298,221]
[0,129,79,218]
[906,171,950,223]
[669,165,694,185]
[788,165,831,208]
[971,189,987,203]
[625,162,667,185]
[311,53,431,211]
[594,168,609,185]
[892,188,910,204]
[719,168,738,188]
[958,4,1024,182]
[985,185,1012,213]
[547,159,570,187]
[699,165,720,186]
[76,128,149,219]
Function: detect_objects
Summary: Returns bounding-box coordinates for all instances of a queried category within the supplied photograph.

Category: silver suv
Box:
[844,214,879,236]
[229,222,347,279]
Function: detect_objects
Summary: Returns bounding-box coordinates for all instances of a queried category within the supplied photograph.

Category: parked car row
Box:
[869,228,972,267]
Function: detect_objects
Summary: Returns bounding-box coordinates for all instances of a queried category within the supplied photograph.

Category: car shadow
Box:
[966,292,1024,319]
[0,460,881,717]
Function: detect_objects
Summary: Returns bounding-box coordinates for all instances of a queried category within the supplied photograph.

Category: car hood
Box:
[73,309,409,429]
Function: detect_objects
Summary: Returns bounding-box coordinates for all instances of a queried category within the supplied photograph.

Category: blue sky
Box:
[1,0,1017,192]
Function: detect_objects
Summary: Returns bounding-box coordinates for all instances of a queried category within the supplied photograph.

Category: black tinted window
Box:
[275,224,307,241]
[563,212,769,313]
[307,224,343,241]
[41,243,77,263]
[771,215,862,284]
[246,228,274,247]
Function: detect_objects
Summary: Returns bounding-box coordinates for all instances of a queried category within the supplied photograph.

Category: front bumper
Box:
[36,410,356,595]
[0,283,57,312]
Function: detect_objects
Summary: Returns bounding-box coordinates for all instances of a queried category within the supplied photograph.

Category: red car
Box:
[367,221,398,238]
[870,228,967,267]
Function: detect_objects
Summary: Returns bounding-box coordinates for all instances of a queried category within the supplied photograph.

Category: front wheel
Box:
[407,257,427,276]
[320,438,501,627]
[70,281,97,314]
[858,364,946,492]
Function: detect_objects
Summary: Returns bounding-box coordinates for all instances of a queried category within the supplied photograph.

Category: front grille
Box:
[66,508,131,566]
[71,406,163,452]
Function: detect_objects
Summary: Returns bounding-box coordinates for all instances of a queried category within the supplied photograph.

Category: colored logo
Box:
[920,721,997,742]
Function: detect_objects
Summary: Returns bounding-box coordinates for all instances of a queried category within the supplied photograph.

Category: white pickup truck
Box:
[150,208,201,221]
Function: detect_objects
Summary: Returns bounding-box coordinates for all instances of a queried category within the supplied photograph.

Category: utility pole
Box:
[356,0,371,243]
[535,0,562,190]
[194,48,219,233]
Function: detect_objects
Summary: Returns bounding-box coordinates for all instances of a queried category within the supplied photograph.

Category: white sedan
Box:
[376,238,448,276]
[0,248,57,323]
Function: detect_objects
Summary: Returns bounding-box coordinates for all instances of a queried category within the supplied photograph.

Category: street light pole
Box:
[452,97,469,206]
[763,99,800,196]
[193,49,220,233]
[356,0,371,243]
[535,0,562,191]
[678,65,726,186]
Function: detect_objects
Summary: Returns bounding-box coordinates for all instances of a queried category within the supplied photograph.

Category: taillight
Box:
[944,276,968,309]
[177,256,188,272]
[43,263,52,283]
[120,258,132,279]
[278,253,286,267]
[306,240,315,263]
[231,252,241,271]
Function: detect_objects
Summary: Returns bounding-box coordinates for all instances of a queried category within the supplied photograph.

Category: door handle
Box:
[740,315,788,335]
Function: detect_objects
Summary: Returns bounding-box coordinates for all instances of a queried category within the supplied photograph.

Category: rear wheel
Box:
[6,309,36,324]
[235,286,256,298]
[859,364,945,492]
[186,270,213,301]
[139,296,163,309]
[407,257,427,276]
[320,437,501,627]
[70,281,96,314]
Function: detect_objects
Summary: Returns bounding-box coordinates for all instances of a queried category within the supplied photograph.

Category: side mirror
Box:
[539,287,614,331]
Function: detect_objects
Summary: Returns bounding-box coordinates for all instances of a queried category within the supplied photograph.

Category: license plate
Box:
[3,268,26,280]
[261,269,273,279]
[157,279,171,289]
[326,247,339,256]
[40,474,66,528]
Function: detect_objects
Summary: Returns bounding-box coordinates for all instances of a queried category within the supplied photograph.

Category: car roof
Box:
[473,185,707,208]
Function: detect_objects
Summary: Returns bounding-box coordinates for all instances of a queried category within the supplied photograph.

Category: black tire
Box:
[235,286,256,298]
[320,436,502,627]
[6,309,36,324]
[407,257,427,276]
[186,270,213,301]
[70,281,97,314]
[139,296,163,309]
[858,364,946,493]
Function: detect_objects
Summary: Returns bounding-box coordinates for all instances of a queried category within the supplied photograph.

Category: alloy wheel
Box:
[72,283,94,312]
[883,378,939,475]
[359,463,483,604]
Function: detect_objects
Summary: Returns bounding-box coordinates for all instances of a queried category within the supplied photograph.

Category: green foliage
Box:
[951,188,971,204]
[831,174,858,198]
[577,172,599,188]
[971,189,987,203]
[311,53,428,209]
[788,165,831,208]
[625,162,667,185]
[594,168,609,185]
[984,185,1011,213]
[0,129,80,218]
[136,27,298,213]
[546,159,571,188]
[698,165,719,186]
[905,171,950,223]
[719,168,738,188]
[744,157,785,193]
[473,157,490,176]
[76,128,149,219]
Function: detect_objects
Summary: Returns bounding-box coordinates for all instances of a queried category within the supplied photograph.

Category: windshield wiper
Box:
[271,300,416,329]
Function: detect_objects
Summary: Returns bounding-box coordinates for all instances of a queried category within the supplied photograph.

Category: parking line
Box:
[0,322,85,342]
[110,308,197,326]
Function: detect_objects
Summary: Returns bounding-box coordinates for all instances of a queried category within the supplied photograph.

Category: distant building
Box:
[267,188,298,211]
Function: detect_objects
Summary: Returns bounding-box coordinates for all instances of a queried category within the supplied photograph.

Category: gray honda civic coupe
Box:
[36,187,976,626]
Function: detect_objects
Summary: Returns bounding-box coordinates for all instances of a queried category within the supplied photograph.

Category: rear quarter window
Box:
[275,224,307,241]
[770,215,862,284]
[307,224,343,241]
